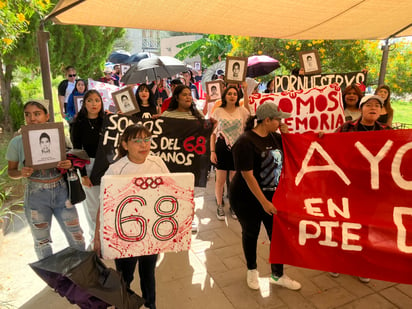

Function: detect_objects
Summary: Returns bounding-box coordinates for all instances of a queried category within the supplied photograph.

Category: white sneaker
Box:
[329,272,340,278]
[270,274,301,290]
[358,277,370,283]
[247,269,260,290]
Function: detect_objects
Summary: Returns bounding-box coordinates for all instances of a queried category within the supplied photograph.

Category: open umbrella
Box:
[201,61,226,92]
[120,56,187,84]
[108,51,130,64]
[246,55,280,78]
[30,247,145,309]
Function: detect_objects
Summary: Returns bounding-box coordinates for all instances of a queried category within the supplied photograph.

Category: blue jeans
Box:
[25,178,85,260]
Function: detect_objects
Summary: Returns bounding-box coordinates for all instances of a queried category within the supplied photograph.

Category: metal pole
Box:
[37,22,54,121]
[378,39,390,87]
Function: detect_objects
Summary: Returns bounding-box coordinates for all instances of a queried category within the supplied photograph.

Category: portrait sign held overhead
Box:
[299,50,321,75]
[205,80,224,101]
[112,87,140,115]
[194,61,201,71]
[225,56,248,83]
[120,64,131,76]
[21,122,66,170]
[73,95,84,114]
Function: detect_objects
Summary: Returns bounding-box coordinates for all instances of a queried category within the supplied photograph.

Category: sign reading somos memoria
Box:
[270,130,412,284]
[273,71,367,93]
[248,84,345,133]
[100,173,194,259]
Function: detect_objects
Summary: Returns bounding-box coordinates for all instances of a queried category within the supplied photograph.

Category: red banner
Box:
[248,84,345,133]
[270,130,412,284]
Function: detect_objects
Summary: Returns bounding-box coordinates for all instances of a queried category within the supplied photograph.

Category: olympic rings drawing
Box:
[134,177,164,189]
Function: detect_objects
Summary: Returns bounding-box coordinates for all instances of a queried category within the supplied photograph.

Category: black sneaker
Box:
[216,206,225,220]
[229,207,237,220]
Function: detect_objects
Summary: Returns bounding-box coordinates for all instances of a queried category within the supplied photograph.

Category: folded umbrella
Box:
[246,55,280,78]
[30,247,145,309]
[121,56,187,84]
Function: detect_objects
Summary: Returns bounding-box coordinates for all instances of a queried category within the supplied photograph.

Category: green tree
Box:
[0,0,125,131]
[174,34,232,67]
[231,37,370,76]
[0,0,50,131]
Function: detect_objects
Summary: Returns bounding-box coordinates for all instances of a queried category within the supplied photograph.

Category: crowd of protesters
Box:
[7,60,397,308]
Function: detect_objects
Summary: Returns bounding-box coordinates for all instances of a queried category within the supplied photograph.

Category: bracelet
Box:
[211,150,215,152]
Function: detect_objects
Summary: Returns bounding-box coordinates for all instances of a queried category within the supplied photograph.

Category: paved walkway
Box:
[0,173,411,308]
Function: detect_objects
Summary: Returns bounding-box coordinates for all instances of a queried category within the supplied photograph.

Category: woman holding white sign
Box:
[229,101,301,291]
[94,124,169,309]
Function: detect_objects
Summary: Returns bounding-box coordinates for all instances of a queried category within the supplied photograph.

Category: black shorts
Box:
[215,137,234,171]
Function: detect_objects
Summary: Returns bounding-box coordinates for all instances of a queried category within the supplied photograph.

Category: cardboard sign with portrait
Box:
[205,80,224,101]
[225,56,248,84]
[299,50,322,75]
[112,87,140,115]
[21,122,66,170]
[73,95,84,114]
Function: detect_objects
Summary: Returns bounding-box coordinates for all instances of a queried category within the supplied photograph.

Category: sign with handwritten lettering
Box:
[100,173,194,259]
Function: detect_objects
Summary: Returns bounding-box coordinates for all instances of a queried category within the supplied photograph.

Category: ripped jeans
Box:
[25,178,85,260]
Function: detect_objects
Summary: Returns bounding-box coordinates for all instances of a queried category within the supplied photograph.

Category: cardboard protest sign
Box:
[248,84,345,133]
[90,114,214,187]
[270,130,412,284]
[273,71,367,93]
[100,173,194,259]
[88,78,120,112]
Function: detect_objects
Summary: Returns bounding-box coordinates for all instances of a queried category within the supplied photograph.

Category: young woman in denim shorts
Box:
[6,100,85,260]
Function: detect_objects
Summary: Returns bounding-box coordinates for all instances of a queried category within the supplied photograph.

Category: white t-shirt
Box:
[105,155,169,176]
[212,107,249,147]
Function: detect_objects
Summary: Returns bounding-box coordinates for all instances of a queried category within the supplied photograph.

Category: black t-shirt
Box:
[133,105,158,119]
[231,130,284,201]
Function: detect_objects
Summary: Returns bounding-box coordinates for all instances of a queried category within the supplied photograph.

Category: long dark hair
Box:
[72,79,87,95]
[75,89,105,121]
[342,84,363,109]
[375,85,393,118]
[168,85,203,121]
[220,86,240,108]
[118,124,152,158]
[135,83,156,109]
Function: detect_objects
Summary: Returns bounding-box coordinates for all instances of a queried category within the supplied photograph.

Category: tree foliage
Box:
[0,0,125,131]
[174,34,232,67]
[230,37,370,76]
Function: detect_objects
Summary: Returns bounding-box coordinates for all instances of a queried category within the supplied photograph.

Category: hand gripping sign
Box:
[100,173,194,259]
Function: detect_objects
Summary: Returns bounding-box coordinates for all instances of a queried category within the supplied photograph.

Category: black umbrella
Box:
[108,51,130,64]
[124,52,151,64]
[30,247,145,309]
[121,56,187,84]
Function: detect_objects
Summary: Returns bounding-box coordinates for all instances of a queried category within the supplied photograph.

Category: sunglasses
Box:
[68,74,77,77]
[131,137,152,144]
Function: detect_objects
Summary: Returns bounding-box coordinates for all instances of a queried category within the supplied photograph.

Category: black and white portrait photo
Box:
[21,122,66,169]
[73,96,84,113]
[112,87,139,115]
[225,56,248,83]
[299,50,321,75]
[206,80,223,101]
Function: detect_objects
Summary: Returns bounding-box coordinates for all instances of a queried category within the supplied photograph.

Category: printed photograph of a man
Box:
[225,57,247,83]
[39,132,51,156]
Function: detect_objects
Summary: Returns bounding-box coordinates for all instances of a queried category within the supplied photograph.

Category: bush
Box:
[9,86,25,131]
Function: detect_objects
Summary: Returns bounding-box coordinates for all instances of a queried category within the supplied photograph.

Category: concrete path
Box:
[0,172,411,308]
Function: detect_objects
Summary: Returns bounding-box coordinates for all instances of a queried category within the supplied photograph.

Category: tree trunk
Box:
[0,58,14,132]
